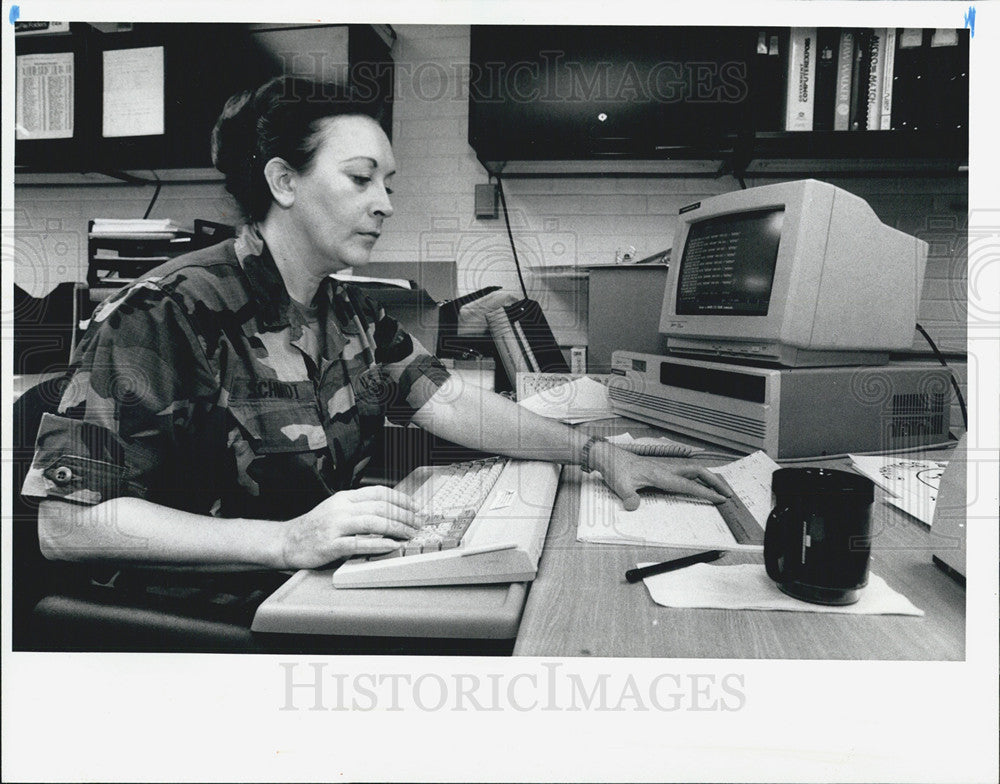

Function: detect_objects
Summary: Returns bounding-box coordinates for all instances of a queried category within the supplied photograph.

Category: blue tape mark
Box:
[9,5,20,24]
[965,6,976,38]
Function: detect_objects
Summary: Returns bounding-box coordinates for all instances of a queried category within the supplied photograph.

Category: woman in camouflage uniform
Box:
[25,77,728,570]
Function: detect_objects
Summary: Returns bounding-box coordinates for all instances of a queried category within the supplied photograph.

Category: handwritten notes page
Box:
[710,450,782,527]
[102,46,165,138]
[849,455,948,526]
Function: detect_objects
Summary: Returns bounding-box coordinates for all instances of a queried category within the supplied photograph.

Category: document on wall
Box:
[103,46,165,138]
[577,450,780,551]
[848,454,948,526]
[16,53,74,139]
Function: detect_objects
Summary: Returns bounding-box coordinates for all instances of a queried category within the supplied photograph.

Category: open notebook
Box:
[577,451,781,551]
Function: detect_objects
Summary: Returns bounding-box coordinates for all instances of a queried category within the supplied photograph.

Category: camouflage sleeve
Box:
[366,298,450,426]
[21,280,218,507]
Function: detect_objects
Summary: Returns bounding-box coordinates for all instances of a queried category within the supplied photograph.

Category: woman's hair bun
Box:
[211,88,256,175]
[211,87,267,220]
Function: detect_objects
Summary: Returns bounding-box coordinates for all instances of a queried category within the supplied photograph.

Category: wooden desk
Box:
[19,407,964,658]
[514,439,965,660]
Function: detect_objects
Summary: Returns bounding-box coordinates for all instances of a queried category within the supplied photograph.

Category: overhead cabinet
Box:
[468,26,968,176]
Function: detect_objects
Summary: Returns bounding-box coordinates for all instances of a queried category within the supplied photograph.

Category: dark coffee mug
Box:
[764,467,875,606]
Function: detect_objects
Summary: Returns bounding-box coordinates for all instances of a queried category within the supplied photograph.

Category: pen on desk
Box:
[625,549,726,584]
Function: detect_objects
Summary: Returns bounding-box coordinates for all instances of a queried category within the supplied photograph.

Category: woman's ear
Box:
[262,157,297,209]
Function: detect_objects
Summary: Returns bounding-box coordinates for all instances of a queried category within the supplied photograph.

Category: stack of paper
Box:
[330,272,415,290]
[517,375,616,424]
[92,218,181,232]
[90,218,188,240]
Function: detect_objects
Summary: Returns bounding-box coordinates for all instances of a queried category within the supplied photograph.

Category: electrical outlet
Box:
[474,183,498,220]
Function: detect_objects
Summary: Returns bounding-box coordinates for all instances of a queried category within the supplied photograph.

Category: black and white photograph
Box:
[3,1,997,781]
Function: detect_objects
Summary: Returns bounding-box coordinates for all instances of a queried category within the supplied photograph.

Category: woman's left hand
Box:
[589,441,731,511]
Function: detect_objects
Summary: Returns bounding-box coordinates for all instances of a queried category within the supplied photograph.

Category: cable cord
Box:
[95,170,152,185]
[689,441,956,464]
[775,439,957,464]
[142,170,163,219]
[691,451,750,461]
[90,170,163,219]
[618,440,956,464]
[915,322,968,430]
[495,176,530,300]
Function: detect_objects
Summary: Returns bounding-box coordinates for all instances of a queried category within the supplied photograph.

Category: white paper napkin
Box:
[641,563,924,616]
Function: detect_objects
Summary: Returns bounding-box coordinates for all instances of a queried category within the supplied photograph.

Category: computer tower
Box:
[609,351,952,459]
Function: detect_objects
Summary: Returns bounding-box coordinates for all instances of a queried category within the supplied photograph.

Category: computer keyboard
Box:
[399,457,507,551]
[332,458,562,588]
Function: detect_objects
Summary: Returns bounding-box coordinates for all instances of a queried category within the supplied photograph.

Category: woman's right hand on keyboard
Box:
[280,486,423,569]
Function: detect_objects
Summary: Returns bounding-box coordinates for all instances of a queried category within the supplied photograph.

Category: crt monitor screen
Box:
[675,208,783,316]
[659,179,929,367]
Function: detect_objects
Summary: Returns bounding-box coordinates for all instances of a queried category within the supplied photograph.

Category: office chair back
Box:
[14,282,79,375]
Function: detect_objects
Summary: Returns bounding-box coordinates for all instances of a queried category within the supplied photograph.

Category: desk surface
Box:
[513,442,965,660]
[250,421,963,659]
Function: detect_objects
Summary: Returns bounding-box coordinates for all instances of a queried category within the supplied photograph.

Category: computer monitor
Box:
[659,179,929,367]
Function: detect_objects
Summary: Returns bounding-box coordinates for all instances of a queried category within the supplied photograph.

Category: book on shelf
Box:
[878,28,897,129]
[753,28,788,132]
[924,28,969,134]
[848,29,870,131]
[890,28,927,131]
[784,27,817,131]
[812,28,840,131]
[752,25,965,139]
[832,29,856,131]
[863,29,889,131]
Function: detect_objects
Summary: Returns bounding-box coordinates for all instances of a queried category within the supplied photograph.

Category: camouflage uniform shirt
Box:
[22,225,450,521]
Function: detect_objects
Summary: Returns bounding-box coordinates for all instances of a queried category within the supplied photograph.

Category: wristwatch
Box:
[580,435,608,473]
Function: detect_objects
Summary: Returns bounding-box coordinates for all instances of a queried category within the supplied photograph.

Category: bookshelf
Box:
[739,129,968,177]
[469,26,969,179]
